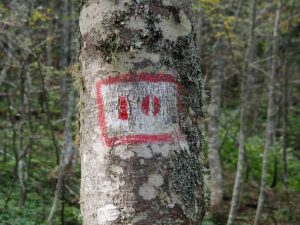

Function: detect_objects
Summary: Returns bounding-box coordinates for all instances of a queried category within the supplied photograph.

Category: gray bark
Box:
[193,0,203,60]
[254,1,282,224]
[60,0,71,115]
[46,1,55,67]
[18,68,27,207]
[79,0,205,224]
[47,88,76,225]
[227,0,257,224]
[282,62,289,195]
[0,60,10,87]
[207,39,224,212]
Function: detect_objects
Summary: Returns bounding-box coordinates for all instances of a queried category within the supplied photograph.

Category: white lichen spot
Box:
[131,212,148,223]
[151,143,171,157]
[92,141,106,163]
[82,154,87,163]
[140,159,145,165]
[138,183,156,200]
[168,203,175,208]
[79,2,124,35]
[162,0,173,5]
[156,10,192,41]
[97,204,120,225]
[126,16,147,30]
[148,174,164,187]
[111,166,123,175]
[114,146,135,160]
[92,141,102,151]
[133,147,153,159]
[119,150,135,160]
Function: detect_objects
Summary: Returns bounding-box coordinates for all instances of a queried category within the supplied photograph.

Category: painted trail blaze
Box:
[141,95,160,116]
[118,96,129,120]
[96,73,182,147]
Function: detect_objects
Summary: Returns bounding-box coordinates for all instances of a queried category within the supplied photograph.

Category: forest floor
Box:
[204,169,300,225]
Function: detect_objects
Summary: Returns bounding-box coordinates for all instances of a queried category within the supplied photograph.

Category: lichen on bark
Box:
[79,0,205,224]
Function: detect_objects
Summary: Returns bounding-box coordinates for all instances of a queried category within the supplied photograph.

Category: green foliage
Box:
[0,0,299,224]
[214,108,300,224]
[202,215,217,225]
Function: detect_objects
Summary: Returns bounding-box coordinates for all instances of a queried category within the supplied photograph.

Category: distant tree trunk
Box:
[1,37,12,163]
[47,88,76,225]
[193,0,203,60]
[207,39,224,212]
[227,0,257,224]
[79,1,205,224]
[48,1,78,220]
[254,1,282,225]
[46,1,55,67]
[60,0,71,115]
[0,55,10,87]
[18,67,27,207]
[282,61,289,195]
[280,0,296,199]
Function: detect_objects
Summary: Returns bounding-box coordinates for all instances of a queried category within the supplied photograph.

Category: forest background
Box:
[0,0,299,224]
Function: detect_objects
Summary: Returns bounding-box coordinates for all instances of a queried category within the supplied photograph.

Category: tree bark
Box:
[254,1,282,224]
[207,39,224,212]
[18,66,27,207]
[60,0,71,115]
[227,0,257,224]
[79,0,205,224]
[282,61,289,196]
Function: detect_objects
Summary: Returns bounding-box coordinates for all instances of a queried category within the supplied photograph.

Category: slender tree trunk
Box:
[25,71,34,185]
[0,57,10,87]
[282,62,289,196]
[1,55,11,162]
[48,1,76,221]
[60,0,71,115]
[193,0,203,60]
[2,122,8,162]
[227,0,257,224]
[18,69,27,207]
[232,0,244,30]
[46,1,55,67]
[207,39,224,212]
[79,1,205,224]
[254,1,282,224]
[47,88,76,225]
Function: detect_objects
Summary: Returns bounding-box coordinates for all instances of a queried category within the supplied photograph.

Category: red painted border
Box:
[96,73,182,147]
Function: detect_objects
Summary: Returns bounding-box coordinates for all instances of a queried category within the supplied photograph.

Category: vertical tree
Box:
[47,0,77,223]
[254,1,282,224]
[207,39,225,212]
[227,0,257,224]
[79,0,205,224]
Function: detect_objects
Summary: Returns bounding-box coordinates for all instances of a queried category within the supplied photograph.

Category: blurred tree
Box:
[207,39,225,212]
[254,1,282,224]
[227,0,257,224]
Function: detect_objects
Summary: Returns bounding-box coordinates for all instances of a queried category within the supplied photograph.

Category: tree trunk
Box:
[207,39,224,212]
[47,88,76,225]
[282,61,289,195]
[227,0,257,224]
[60,0,71,115]
[79,1,205,224]
[254,1,282,224]
[18,67,27,207]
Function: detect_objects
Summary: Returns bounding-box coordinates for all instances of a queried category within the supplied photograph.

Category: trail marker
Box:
[96,73,182,147]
